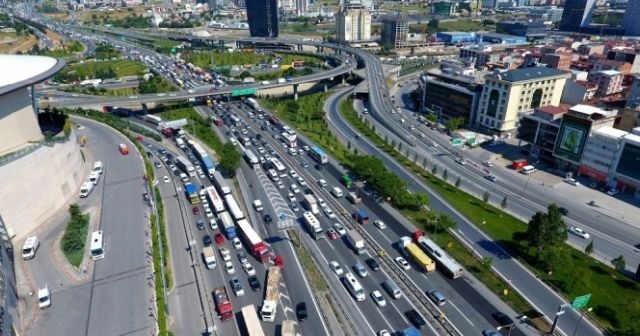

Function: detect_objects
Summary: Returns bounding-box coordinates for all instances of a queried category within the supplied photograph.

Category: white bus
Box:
[302,211,322,240]
[342,272,365,301]
[142,114,162,125]
[90,230,105,260]
[205,186,226,214]
[224,194,245,221]
[212,170,231,195]
[270,157,286,173]
[241,305,266,336]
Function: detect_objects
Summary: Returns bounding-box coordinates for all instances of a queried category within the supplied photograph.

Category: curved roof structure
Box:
[0,55,65,95]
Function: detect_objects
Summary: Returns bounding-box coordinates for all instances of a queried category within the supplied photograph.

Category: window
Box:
[487,89,500,117]
[530,88,543,109]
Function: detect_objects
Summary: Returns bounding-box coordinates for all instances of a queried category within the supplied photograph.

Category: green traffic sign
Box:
[451,138,463,147]
[170,47,176,53]
[231,88,257,97]
[571,294,591,309]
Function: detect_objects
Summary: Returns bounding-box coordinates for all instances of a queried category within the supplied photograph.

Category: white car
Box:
[225,261,235,274]
[163,176,170,183]
[276,180,284,189]
[297,176,307,186]
[317,179,327,187]
[333,223,347,236]
[378,330,391,336]
[371,290,386,307]
[324,208,336,219]
[205,209,214,218]
[242,262,256,276]
[291,184,300,194]
[289,170,298,178]
[374,220,386,230]
[219,248,231,261]
[329,261,344,275]
[568,226,590,239]
[455,158,466,165]
[288,193,297,203]
[317,198,327,208]
[607,188,619,196]
[38,286,51,309]
[395,257,410,270]
[565,178,580,186]
[482,161,494,167]
[232,237,243,249]
[209,218,218,230]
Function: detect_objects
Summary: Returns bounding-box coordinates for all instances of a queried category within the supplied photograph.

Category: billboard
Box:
[553,116,591,164]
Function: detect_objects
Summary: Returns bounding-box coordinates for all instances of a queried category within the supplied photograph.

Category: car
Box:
[333,223,346,236]
[219,247,231,261]
[318,198,327,208]
[482,161,494,167]
[607,188,619,196]
[263,214,273,225]
[315,164,323,170]
[232,237,243,249]
[242,262,256,276]
[297,176,307,186]
[291,202,299,211]
[300,161,309,168]
[482,330,501,336]
[324,208,336,219]
[289,170,298,178]
[163,176,170,183]
[38,286,51,309]
[276,180,284,189]
[484,175,498,182]
[395,256,410,270]
[568,226,590,239]
[329,261,344,275]
[154,161,162,169]
[405,309,427,329]
[288,193,297,203]
[230,277,244,296]
[146,151,153,158]
[492,311,514,327]
[291,184,300,194]
[374,220,387,230]
[237,251,248,264]
[192,207,200,215]
[371,290,386,307]
[257,147,265,154]
[214,233,225,245]
[296,302,308,321]
[378,330,391,336]
[317,179,327,187]
[455,157,466,165]
[210,218,218,230]
[366,258,380,271]
[353,262,368,277]
[327,229,338,240]
[427,289,446,306]
[224,261,235,274]
[205,209,214,218]
[248,276,261,291]
[558,207,569,215]
[203,234,212,246]
[304,188,314,195]
[196,219,205,230]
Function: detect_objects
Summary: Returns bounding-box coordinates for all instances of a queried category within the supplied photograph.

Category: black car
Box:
[203,234,212,246]
[296,302,308,321]
[196,219,205,230]
[315,164,323,171]
[263,214,273,225]
[146,151,153,158]
[248,276,261,291]
[405,309,426,329]
[304,188,314,195]
[365,258,380,271]
[558,207,569,215]
[492,311,514,327]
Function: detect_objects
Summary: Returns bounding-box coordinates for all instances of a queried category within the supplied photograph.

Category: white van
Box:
[521,165,536,174]
[79,181,94,198]
[93,161,103,174]
[89,171,100,185]
[331,187,343,198]
[22,236,40,260]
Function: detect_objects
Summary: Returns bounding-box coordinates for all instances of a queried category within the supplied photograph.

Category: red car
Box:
[274,256,285,269]
[327,229,338,240]
[192,207,200,215]
[214,233,225,245]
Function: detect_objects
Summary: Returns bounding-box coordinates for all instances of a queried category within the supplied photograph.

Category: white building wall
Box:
[580,130,624,179]
[0,89,44,156]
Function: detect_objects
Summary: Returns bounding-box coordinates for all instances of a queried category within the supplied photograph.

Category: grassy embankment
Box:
[60,204,90,267]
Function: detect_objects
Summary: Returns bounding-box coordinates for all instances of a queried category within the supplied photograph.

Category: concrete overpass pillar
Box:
[341,75,346,85]
[324,81,328,92]
[298,44,303,51]
[293,84,299,101]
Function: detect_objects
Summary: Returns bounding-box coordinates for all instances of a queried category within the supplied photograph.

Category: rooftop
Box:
[594,127,628,139]
[488,66,566,82]
[537,105,568,115]
[0,55,65,96]
[623,132,640,144]
[597,69,621,76]
[438,31,475,36]
[570,104,610,116]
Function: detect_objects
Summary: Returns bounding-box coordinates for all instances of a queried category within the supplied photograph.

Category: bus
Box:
[241,305,265,336]
[302,211,322,239]
[309,146,328,164]
[224,194,245,221]
[176,156,195,176]
[205,186,226,214]
[269,157,286,173]
[142,114,163,125]
[90,230,105,260]
[212,170,231,195]
[413,232,463,279]
[342,272,365,301]
[340,175,352,188]
[243,149,259,167]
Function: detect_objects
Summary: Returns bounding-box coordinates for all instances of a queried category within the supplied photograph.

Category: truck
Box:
[161,128,174,138]
[260,266,281,322]
[184,183,200,204]
[243,77,255,83]
[354,209,369,224]
[346,191,361,204]
[218,211,236,239]
[281,320,296,336]
[213,286,233,322]
[346,230,366,255]
[303,194,319,214]
[399,236,436,272]
[203,246,217,270]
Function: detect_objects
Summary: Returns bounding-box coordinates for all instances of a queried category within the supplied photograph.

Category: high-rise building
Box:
[335,2,371,43]
[558,0,595,32]
[381,15,408,49]
[246,0,279,38]
[623,0,640,36]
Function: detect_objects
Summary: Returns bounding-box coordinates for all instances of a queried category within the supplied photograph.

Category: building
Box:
[561,80,597,105]
[246,0,279,37]
[558,0,595,32]
[417,61,484,128]
[606,48,640,74]
[623,0,640,36]
[527,6,564,22]
[592,58,631,75]
[335,2,371,43]
[436,31,477,44]
[576,43,605,56]
[459,44,501,69]
[612,129,640,196]
[496,21,546,40]
[381,15,408,49]
[476,66,568,135]
[579,127,627,184]
[516,105,567,163]
[615,107,640,131]
[540,52,572,70]
[587,70,623,97]
[626,74,640,108]
[479,33,528,45]
[431,1,457,16]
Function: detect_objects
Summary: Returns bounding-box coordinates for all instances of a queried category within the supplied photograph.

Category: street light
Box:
[572,307,593,336]
[496,325,514,336]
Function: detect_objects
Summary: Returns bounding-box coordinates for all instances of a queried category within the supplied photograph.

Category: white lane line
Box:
[449,301,474,326]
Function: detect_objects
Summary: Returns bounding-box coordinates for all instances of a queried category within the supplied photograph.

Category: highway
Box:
[27,117,155,336]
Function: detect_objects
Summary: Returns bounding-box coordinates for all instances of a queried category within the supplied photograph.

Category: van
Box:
[22,236,40,260]
[79,181,94,198]
[331,187,343,198]
[93,161,103,174]
[382,280,402,299]
[521,165,536,174]
[89,171,100,185]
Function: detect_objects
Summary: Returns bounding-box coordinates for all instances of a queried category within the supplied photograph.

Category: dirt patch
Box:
[79,6,151,23]
[45,29,62,49]
[0,33,37,54]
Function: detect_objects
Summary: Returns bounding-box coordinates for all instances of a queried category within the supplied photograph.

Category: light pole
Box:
[472,219,486,255]
[497,325,514,336]
[572,307,593,336]
[549,304,570,335]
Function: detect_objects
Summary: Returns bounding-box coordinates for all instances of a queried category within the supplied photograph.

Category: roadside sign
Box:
[451,138,463,147]
[231,88,257,97]
[571,294,591,309]
[170,47,176,53]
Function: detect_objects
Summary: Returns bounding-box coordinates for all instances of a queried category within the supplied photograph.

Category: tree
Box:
[428,18,440,30]
[481,256,493,271]
[585,241,594,255]
[455,177,461,188]
[445,117,465,131]
[435,213,457,233]
[426,113,438,122]
[218,142,241,175]
[239,70,252,78]
[482,191,490,205]
[431,165,437,175]
[284,100,299,114]
[612,255,626,272]
[525,204,568,259]
[501,196,508,211]
[442,169,448,181]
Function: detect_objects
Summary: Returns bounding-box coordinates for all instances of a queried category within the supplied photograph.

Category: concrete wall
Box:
[0,128,85,240]
[0,90,44,156]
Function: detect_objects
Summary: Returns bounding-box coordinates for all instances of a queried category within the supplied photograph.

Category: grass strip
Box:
[60,204,90,268]
[287,229,328,292]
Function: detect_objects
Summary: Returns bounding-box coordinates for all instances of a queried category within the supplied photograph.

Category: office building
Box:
[626,75,640,108]
[336,2,371,43]
[431,1,457,16]
[496,21,546,40]
[623,0,640,36]
[381,15,408,49]
[517,105,567,163]
[459,45,502,69]
[246,0,279,38]
[612,129,640,196]
[558,0,595,32]
[476,66,568,135]
[587,70,623,97]
[437,31,477,44]
[579,127,627,183]
[561,80,597,105]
